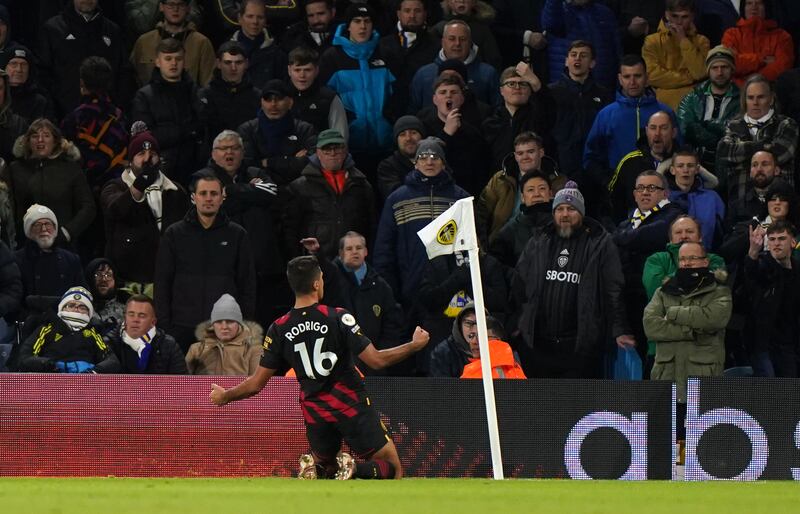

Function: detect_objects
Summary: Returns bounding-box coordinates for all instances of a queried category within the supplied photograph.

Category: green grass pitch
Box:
[0,478,798,514]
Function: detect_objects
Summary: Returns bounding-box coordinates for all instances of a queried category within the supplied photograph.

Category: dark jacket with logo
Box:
[199,70,261,139]
[237,115,317,186]
[289,81,338,135]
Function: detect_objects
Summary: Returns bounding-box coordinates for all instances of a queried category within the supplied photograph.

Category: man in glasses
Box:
[283,129,375,260]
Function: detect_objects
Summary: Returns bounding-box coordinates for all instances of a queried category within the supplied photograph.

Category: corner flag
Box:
[416,197,478,259]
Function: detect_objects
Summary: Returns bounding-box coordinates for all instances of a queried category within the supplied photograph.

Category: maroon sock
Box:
[355,460,396,479]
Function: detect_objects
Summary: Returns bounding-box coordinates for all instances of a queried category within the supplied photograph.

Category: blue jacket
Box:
[320,25,395,153]
[373,169,469,305]
[408,47,500,114]
[540,0,621,89]
[669,178,725,251]
[583,88,676,183]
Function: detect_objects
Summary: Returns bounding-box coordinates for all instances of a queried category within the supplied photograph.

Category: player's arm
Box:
[358,326,430,370]
[209,365,277,406]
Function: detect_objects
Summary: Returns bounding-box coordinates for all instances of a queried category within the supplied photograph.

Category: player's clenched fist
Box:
[210,383,228,406]
[411,326,430,350]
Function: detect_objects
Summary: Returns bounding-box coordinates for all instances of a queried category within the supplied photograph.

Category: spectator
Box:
[0,45,53,124]
[429,59,493,128]
[643,241,732,403]
[286,47,349,139]
[408,19,500,113]
[583,55,676,215]
[613,170,684,361]
[199,42,261,140]
[61,56,129,191]
[459,316,526,379]
[101,126,189,290]
[13,205,84,305]
[16,286,121,373]
[85,257,126,336]
[0,238,21,320]
[373,137,469,307]
[376,115,425,201]
[131,38,207,185]
[642,0,711,110]
[476,131,561,246]
[185,293,262,375]
[605,0,666,55]
[318,3,395,165]
[0,69,26,163]
[721,0,794,86]
[237,79,317,186]
[281,0,337,54]
[677,45,740,174]
[743,219,800,377]
[512,181,634,377]
[430,0,502,71]
[199,129,287,324]
[125,0,204,40]
[489,0,548,71]
[154,172,256,352]
[482,62,553,173]
[108,293,187,374]
[283,129,375,259]
[229,0,288,91]
[716,73,798,202]
[39,0,131,118]
[130,0,215,88]
[380,0,439,119]
[541,0,622,89]
[418,74,489,195]
[548,40,614,179]
[662,147,725,249]
[692,0,739,46]
[428,303,481,377]
[7,118,95,249]
[489,170,555,268]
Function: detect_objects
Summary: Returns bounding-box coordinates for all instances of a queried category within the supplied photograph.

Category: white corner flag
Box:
[416,197,505,480]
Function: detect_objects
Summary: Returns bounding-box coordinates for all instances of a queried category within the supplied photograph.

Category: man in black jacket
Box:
[281,0,337,54]
[287,46,349,138]
[376,115,425,201]
[0,45,53,124]
[199,41,261,140]
[108,294,187,373]
[38,0,131,118]
[154,172,256,353]
[131,38,207,185]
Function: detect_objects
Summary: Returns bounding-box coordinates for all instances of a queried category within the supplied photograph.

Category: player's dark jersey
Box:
[261,303,373,423]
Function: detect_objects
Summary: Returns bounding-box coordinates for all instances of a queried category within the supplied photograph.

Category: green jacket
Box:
[642,242,726,300]
[677,80,740,153]
[643,269,732,402]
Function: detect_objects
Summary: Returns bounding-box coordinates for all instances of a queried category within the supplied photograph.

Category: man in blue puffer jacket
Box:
[541,0,621,89]
[318,4,395,155]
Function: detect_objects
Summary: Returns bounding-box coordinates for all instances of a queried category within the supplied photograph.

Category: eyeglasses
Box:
[416,152,441,161]
[94,271,114,280]
[63,302,90,314]
[31,220,55,231]
[633,185,665,193]
[501,81,530,89]
[213,144,242,153]
[678,255,707,263]
[319,144,346,155]
[462,319,477,328]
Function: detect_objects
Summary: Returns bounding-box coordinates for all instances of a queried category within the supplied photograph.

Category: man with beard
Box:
[380,0,439,118]
[14,205,84,307]
[725,149,785,232]
[678,45,740,174]
[281,0,337,54]
[85,258,126,336]
[376,115,425,201]
[512,181,634,377]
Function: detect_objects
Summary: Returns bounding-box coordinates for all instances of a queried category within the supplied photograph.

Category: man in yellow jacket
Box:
[642,0,710,110]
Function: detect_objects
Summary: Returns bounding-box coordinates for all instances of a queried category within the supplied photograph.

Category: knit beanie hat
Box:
[393,115,425,142]
[552,180,585,216]
[58,286,95,319]
[210,294,243,324]
[415,137,446,162]
[23,204,58,238]
[128,121,160,158]
[345,3,374,26]
[706,45,736,73]
[0,45,32,70]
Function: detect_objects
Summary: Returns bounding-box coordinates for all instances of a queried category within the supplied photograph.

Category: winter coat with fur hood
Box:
[185,320,263,376]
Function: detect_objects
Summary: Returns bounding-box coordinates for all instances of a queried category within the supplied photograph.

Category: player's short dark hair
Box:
[620,54,646,72]
[288,46,319,66]
[126,294,156,310]
[190,170,224,193]
[432,74,465,93]
[80,56,113,95]
[287,256,322,295]
[157,38,185,55]
[513,131,543,149]
[239,0,266,17]
[767,219,796,237]
[216,41,246,59]
[666,0,694,12]
[485,315,506,341]
[567,40,594,59]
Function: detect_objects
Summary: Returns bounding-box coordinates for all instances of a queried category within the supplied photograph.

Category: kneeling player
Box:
[210,256,430,479]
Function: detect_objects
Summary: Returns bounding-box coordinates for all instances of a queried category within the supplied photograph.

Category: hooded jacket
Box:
[460,339,526,379]
[722,16,795,86]
[319,25,395,153]
[642,19,711,110]
[130,21,215,87]
[643,268,731,402]
[662,165,725,251]
[199,69,261,139]
[428,304,476,377]
[185,320,263,375]
[8,137,95,246]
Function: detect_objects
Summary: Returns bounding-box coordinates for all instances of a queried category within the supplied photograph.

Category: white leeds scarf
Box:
[744,108,775,137]
[122,168,179,230]
[630,199,671,229]
[122,325,157,357]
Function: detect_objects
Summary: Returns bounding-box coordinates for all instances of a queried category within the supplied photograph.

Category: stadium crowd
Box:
[0,0,799,389]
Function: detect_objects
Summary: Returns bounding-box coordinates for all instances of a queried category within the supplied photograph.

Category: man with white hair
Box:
[14,204,84,304]
[16,285,120,373]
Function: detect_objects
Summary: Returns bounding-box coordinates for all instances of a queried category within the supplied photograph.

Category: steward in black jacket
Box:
[199,69,261,139]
